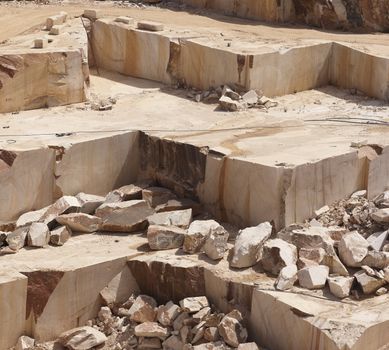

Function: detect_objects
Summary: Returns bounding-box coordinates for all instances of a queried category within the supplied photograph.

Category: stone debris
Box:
[147,224,187,250]
[95,200,154,232]
[33,38,48,49]
[367,230,389,251]
[114,16,134,25]
[106,184,143,202]
[261,238,298,275]
[338,231,369,267]
[27,222,50,247]
[16,206,48,228]
[15,335,35,350]
[6,226,28,251]
[83,9,101,20]
[46,11,67,30]
[183,220,224,254]
[76,192,105,214]
[203,225,229,260]
[180,296,209,313]
[218,310,248,347]
[297,265,329,289]
[147,209,192,229]
[354,270,386,294]
[230,222,272,268]
[56,213,102,233]
[134,322,169,339]
[58,326,107,349]
[137,20,165,31]
[275,264,298,290]
[142,187,177,208]
[327,276,354,298]
[49,25,63,35]
[128,295,157,323]
[157,301,180,326]
[40,195,81,227]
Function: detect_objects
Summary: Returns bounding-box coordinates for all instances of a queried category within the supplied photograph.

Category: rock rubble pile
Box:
[14,295,258,350]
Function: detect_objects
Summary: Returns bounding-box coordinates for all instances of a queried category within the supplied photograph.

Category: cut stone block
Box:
[41,196,81,227]
[83,9,101,20]
[218,310,248,347]
[157,301,180,326]
[46,12,67,30]
[49,25,63,35]
[114,16,134,25]
[137,20,164,32]
[105,184,143,203]
[33,38,48,49]
[179,296,209,313]
[16,207,48,228]
[15,335,35,350]
[371,208,389,223]
[327,276,354,298]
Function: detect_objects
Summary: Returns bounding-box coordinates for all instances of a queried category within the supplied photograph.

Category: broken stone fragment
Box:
[297,265,329,289]
[241,90,259,105]
[193,307,211,322]
[230,222,272,268]
[238,343,260,350]
[16,206,48,228]
[361,250,389,269]
[129,295,157,323]
[222,86,241,100]
[50,225,71,246]
[192,342,229,350]
[6,226,28,250]
[46,11,67,30]
[157,301,180,326]
[134,322,169,339]
[95,200,154,232]
[371,208,389,223]
[76,192,105,214]
[58,326,107,350]
[261,238,297,275]
[354,270,386,294]
[56,213,102,233]
[376,287,388,296]
[183,220,223,254]
[204,327,220,342]
[192,325,205,344]
[218,95,246,111]
[163,335,184,350]
[367,230,389,251]
[299,247,326,264]
[138,337,161,349]
[142,187,177,208]
[27,222,50,247]
[147,224,187,250]
[41,196,81,227]
[173,312,191,331]
[155,198,202,215]
[327,276,354,298]
[180,296,209,313]
[373,191,389,208]
[275,264,298,291]
[105,184,143,203]
[338,231,369,267]
[218,310,248,347]
[204,226,229,260]
[180,325,192,343]
[16,335,35,350]
[148,209,192,229]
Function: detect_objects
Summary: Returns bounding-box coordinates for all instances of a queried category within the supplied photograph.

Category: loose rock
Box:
[16,335,35,350]
[183,220,223,254]
[297,265,329,289]
[129,295,157,323]
[180,296,209,313]
[147,209,192,229]
[50,225,71,246]
[27,222,50,247]
[134,322,169,339]
[56,213,102,233]
[147,224,187,250]
[58,326,107,350]
[338,231,369,267]
[261,238,297,275]
[275,264,298,291]
[218,310,248,347]
[327,276,354,298]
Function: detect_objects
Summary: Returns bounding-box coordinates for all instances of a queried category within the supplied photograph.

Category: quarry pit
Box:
[0,1,389,350]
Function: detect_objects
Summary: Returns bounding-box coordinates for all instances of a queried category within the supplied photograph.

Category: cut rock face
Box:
[328,276,354,298]
[95,200,154,232]
[261,238,297,275]
[297,265,329,289]
[147,209,192,229]
[58,326,107,350]
[230,222,272,268]
[56,213,102,233]
[27,222,50,247]
[183,220,223,254]
[338,231,369,267]
[147,225,187,250]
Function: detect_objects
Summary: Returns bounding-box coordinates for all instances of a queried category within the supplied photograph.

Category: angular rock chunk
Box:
[204,327,220,342]
[56,213,102,233]
[95,200,154,232]
[371,208,389,223]
[230,222,272,268]
[105,184,143,203]
[163,335,184,350]
[298,265,329,289]
[134,322,169,339]
[40,196,81,227]
[361,250,389,269]
[148,209,192,229]
[373,191,389,208]
[147,225,187,250]
[327,276,354,298]
[16,335,35,350]
[173,312,191,331]
[155,198,202,215]
[275,264,298,291]
[16,207,48,228]
[157,301,180,326]
[338,231,369,267]
[27,222,50,247]
[129,295,157,323]
[142,187,177,207]
[218,310,248,347]
[219,95,246,111]
[204,226,229,260]
[50,226,71,246]
[238,343,260,350]
[261,238,297,275]
[180,296,209,313]
[183,220,223,254]
[367,230,389,251]
[76,192,105,214]
[355,271,386,294]
[59,326,107,350]
[6,226,29,250]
